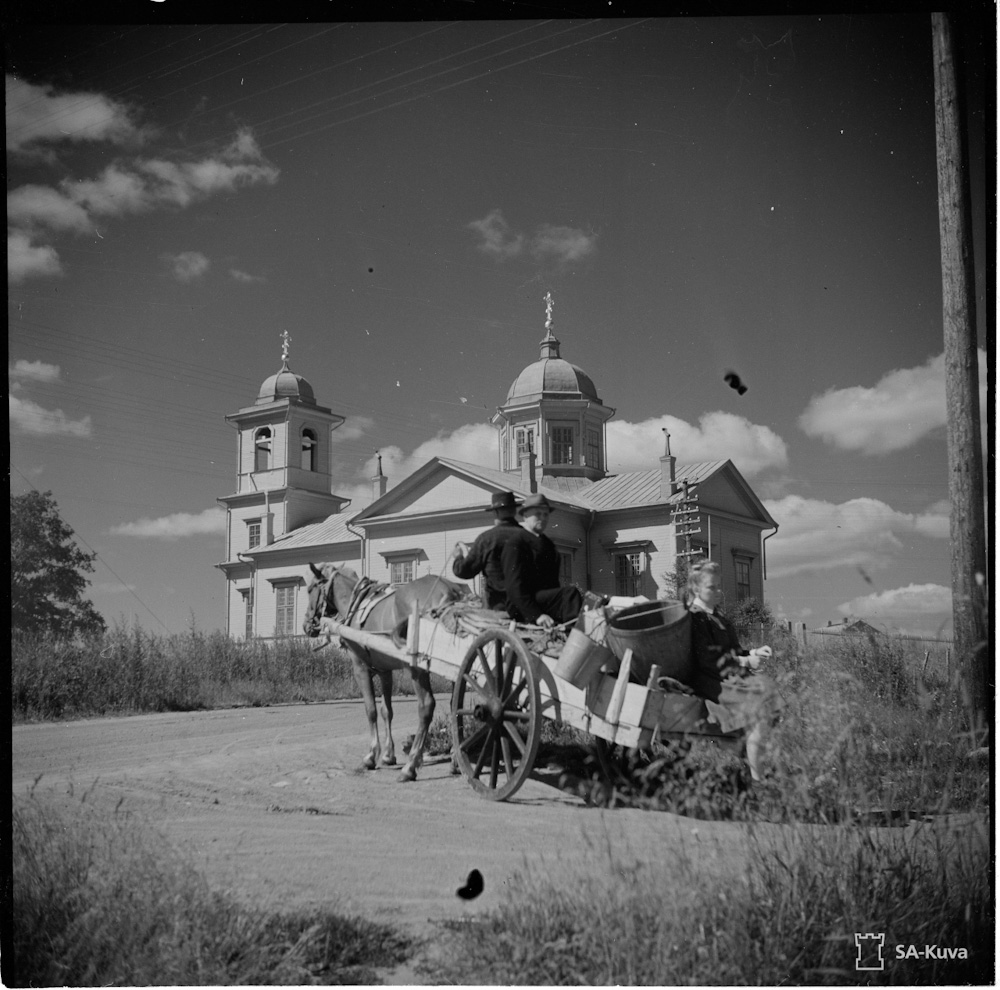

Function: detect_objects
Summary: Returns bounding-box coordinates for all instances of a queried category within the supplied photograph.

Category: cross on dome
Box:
[280,330,291,365]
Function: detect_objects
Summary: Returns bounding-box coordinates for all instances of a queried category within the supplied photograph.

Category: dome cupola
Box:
[256,360,316,405]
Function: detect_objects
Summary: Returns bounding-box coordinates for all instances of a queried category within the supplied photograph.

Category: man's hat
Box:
[517,493,553,516]
[487,491,520,513]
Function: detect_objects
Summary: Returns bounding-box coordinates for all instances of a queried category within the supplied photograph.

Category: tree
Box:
[11,491,106,637]
[724,596,774,628]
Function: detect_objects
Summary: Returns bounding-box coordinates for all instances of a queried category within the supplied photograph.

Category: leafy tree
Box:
[11,491,106,637]
[724,596,774,628]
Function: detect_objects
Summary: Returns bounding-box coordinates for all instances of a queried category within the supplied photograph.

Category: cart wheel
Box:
[451,628,542,801]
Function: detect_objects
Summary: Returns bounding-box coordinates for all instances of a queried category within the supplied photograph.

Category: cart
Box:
[321,603,743,801]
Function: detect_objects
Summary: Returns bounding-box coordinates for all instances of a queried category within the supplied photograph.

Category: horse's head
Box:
[302,563,359,636]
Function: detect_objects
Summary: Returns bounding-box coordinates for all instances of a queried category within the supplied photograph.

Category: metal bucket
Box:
[605,600,692,685]
[555,628,616,689]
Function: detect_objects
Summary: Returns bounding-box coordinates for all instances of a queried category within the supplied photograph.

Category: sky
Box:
[6,10,992,639]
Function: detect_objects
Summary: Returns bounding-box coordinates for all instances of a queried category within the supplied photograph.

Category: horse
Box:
[304,563,469,782]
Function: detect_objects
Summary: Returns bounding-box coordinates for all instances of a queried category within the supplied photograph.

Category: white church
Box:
[217,313,777,639]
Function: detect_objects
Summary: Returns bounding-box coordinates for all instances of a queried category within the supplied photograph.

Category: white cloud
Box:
[9,359,61,383]
[838,583,952,625]
[468,210,597,267]
[607,412,788,477]
[468,209,523,258]
[10,395,91,437]
[110,507,226,540]
[230,268,266,284]
[531,224,597,264]
[799,351,989,454]
[8,230,62,282]
[165,251,210,282]
[763,494,950,578]
[6,74,145,154]
[8,184,93,232]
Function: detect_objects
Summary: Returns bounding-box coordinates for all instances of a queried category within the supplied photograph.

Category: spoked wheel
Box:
[450,628,543,801]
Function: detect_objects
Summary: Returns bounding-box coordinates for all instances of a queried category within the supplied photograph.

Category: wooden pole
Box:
[931,12,989,735]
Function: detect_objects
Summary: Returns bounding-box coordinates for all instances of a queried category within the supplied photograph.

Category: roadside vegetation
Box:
[11,620,991,984]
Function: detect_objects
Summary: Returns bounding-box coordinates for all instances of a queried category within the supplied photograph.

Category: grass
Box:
[11,623,992,984]
[420,816,991,985]
[10,789,412,986]
[10,625,435,721]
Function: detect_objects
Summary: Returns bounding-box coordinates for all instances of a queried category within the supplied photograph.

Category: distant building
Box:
[217,313,778,638]
[813,618,883,637]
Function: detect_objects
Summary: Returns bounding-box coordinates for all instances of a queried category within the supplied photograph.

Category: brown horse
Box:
[304,563,468,781]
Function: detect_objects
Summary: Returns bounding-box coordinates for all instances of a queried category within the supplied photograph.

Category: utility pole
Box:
[931,11,989,738]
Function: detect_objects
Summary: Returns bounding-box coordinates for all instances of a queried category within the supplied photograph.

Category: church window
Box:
[558,551,574,587]
[254,428,272,472]
[241,588,254,639]
[514,426,535,466]
[586,429,601,469]
[301,429,317,471]
[247,520,261,549]
[551,426,575,465]
[274,583,297,637]
[614,552,644,597]
[734,556,752,601]
[390,559,416,585]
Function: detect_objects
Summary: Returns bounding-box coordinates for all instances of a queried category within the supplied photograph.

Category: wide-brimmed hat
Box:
[517,493,553,516]
[487,491,521,513]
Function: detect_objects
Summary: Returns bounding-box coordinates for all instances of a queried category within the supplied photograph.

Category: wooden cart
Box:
[323,608,742,801]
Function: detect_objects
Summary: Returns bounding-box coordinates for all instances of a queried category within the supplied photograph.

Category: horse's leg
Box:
[378,669,397,766]
[351,649,382,770]
[398,666,435,783]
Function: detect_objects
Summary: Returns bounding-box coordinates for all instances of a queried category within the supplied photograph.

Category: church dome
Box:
[255,361,316,405]
[506,356,599,402]
[505,328,600,403]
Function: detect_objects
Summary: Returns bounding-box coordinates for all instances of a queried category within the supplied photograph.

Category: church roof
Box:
[247,514,358,555]
[505,355,600,403]
[256,361,317,405]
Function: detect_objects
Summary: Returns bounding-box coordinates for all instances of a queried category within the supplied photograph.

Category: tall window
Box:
[254,428,272,472]
[247,521,261,549]
[615,552,643,597]
[586,429,600,469]
[551,426,574,465]
[390,559,416,585]
[735,558,752,601]
[514,426,535,466]
[242,588,254,639]
[558,551,574,587]
[301,429,317,471]
[274,584,296,636]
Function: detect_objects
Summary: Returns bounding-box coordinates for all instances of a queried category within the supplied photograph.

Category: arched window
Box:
[301,429,317,471]
[254,428,271,472]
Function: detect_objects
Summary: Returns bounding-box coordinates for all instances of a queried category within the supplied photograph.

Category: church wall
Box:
[588,509,677,601]
[389,473,498,516]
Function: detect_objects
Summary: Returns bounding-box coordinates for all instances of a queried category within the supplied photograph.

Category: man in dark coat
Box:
[500,493,582,629]
[450,491,522,610]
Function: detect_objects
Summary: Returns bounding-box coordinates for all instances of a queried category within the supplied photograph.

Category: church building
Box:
[217,311,777,639]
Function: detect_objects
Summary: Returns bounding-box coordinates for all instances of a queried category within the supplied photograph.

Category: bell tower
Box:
[218,332,349,556]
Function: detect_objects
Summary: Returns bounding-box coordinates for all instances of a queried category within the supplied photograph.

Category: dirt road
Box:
[12,699,763,936]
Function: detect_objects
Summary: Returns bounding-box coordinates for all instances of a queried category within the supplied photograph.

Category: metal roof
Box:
[582,461,728,509]
[250,514,357,555]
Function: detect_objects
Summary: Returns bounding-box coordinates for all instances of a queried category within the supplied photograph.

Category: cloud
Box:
[607,411,788,477]
[165,251,210,282]
[763,494,950,578]
[9,359,61,383]
[799,351,989,454]
[8,111,279,281]
[230,268,266,284]
[531,224,597,264]
[468,210,597,266]
[110,507,226,540]
[8,230,62,282]
[6,74,145,155]
[468,209,524,259]
[10,395,92,437]
[838,583,952,625]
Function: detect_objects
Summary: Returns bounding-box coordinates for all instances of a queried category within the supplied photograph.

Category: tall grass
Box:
[11,625,406,721]
[422,817,991,985]
[11,790,412,986]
